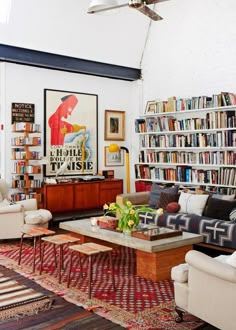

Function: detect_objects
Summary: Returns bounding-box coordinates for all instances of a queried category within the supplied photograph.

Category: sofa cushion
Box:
[178,192,209,216]
[166,202,180,213]
[157,192,179,209]
[204,197,236,221]
[148,183,179,208]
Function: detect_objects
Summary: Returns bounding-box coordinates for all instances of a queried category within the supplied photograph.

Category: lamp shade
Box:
[108,143,120,153]
[88,0,119,13]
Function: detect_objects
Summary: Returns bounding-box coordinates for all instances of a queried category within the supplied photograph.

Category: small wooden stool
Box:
[18,227,55,273]
[67,242,115,298]
[40,234,80,284]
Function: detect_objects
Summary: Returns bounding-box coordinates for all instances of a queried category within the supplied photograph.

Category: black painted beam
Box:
[0,44,141,81]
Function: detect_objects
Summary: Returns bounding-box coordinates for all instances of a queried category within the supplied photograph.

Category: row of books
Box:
[138,150,236,166]
[140,131,236,148]
[12,150,40,160]
[135,165,236,186]
[11,191,41,202]
[12,122,41,132]
[11,136,41,146]
[144,92,236,114]
[12,178,42,189]
[136,113,236,133]
[12,162,41,174]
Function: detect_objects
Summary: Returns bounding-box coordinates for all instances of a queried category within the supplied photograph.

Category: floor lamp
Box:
[108,144,130,193]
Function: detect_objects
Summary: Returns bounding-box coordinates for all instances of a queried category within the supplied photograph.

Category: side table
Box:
[18,227,55,273]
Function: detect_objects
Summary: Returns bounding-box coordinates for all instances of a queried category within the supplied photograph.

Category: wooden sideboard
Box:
[43,179,123,214]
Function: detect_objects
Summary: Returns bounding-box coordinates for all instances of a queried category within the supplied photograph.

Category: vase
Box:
[123,229,132,237]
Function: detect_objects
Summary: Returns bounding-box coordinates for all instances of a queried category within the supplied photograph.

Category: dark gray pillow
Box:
[204,197,236,221]
[148,183,179,208]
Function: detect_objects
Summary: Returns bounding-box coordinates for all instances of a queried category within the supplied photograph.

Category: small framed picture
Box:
[145,100,157,114]
[104,110,125,141]
[104,146,124,166]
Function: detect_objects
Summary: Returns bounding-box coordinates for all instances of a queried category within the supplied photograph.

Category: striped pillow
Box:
[230,208,236,223]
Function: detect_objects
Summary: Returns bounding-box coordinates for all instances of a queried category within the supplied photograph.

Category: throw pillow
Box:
[157,192,180,209]
[148,183,179,208]
[166,202,180,213]
[178,192,209,216]
[211,193,235,201]
[204,197,236,221]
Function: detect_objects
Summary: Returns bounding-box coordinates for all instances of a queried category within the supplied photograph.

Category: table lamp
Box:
[108,143,130,193]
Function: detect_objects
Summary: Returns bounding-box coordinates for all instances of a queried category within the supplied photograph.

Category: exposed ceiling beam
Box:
[0,44,141,81]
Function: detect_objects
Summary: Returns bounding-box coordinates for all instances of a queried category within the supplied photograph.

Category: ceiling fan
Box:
[87,0,169,21]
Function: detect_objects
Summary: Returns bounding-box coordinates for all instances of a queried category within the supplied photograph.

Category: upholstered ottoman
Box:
[23,209,52,231]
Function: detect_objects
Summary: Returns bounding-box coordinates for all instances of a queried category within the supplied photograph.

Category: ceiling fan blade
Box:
[136,5,163,21]
[88,3,128,14]
[145,0,169,5]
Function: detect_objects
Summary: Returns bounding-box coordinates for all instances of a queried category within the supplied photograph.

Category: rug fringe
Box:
[0,297,54,321]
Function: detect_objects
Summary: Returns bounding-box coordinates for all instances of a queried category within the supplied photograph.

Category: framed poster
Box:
[44,89,98,177]
[104,146,124,166]
[104,110,125,141]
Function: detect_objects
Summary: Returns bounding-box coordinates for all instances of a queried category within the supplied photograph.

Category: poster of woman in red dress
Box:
[44,89,98,177]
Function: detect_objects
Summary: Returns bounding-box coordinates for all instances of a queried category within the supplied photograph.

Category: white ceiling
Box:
[0,0,172,69]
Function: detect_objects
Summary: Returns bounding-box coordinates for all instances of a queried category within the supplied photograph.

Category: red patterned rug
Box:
[0,241,204,329]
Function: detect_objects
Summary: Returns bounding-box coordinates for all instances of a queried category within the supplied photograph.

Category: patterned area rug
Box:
[0,270,52,321]
[0,241,204,329]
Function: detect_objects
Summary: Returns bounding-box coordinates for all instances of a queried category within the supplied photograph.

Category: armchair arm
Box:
[0,204,23,214]
[16,198,37,211]
[116,191,150,206]
[186,250,236,283]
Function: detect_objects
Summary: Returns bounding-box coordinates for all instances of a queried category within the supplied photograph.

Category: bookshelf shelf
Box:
[135,97,236,194]
[11,122,42,202]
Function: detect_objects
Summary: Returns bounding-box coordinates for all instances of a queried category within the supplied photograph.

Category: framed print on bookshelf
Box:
[104,110,125,141]
[44,89,98,177]
[145,100,157,114]
[104,146,124,166]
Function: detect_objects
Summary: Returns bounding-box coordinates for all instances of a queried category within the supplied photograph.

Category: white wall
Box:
[142,0,236,103]
[0,62,140,192]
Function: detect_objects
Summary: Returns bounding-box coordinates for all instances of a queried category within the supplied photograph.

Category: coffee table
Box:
[60,219,203,281]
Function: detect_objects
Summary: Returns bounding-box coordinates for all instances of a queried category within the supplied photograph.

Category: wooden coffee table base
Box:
[69,232,192,282]
[136,245,192,281]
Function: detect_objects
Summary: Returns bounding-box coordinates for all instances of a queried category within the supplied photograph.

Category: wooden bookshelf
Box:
[11,122,42,202]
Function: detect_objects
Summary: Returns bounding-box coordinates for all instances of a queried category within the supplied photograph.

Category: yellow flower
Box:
[128,220,134,227]
[103,203,109,210]
[126,201,132,207]
[130,209,135,215]
[156,208,163,216]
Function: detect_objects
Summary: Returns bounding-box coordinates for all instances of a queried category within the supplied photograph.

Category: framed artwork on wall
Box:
[145,100,157,114]
[44,89,98,177]
[104,110,125,141]
[104,146,124,166]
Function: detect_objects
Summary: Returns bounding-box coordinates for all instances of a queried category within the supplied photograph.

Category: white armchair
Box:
[171,250,236,330]
[0,179,52,239]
